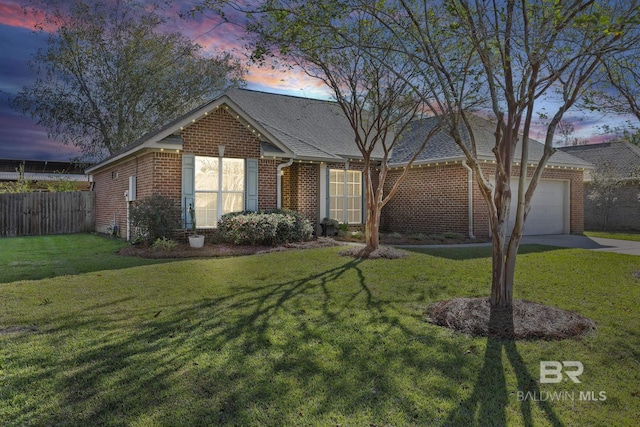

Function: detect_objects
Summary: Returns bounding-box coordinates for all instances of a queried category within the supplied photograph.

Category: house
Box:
[0,158,91,191]
[383,116,591,237]
[85,88,590,239]
[560,141,640,231]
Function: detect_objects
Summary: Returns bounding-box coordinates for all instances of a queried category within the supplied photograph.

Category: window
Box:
[329,169,362,224]
[194,156,244,227]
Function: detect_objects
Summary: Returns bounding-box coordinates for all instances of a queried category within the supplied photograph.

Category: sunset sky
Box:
[0,0,625,162]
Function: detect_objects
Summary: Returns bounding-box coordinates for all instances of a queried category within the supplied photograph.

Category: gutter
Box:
[276,158,294,209]
[462,160,476,239]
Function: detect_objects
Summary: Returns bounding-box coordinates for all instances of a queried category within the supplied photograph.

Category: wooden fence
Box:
[0,191,95,237]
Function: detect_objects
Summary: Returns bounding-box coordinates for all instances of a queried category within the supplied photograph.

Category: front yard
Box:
[0,235,638,426]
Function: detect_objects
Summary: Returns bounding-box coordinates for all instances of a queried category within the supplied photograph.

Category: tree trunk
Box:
[365,204,381,252]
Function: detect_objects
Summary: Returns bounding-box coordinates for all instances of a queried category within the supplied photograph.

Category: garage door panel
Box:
[508,179,568,235]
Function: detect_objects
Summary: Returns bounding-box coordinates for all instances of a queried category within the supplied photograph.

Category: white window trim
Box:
[194,156,245,228]
[328,168,363,224]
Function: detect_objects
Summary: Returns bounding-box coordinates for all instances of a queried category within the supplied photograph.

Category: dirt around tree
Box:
[427,297,596,340]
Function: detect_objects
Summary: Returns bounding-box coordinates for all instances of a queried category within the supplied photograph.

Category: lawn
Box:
[585,231,640,242]
[1,234,639,426]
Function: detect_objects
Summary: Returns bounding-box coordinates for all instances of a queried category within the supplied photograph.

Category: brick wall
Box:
[93,107,282,236]
[282,163,320,224]
[381,164,469,234]
[93,152,155,236]
[381,163,585,237]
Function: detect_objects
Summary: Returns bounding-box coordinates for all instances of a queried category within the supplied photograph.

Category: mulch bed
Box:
[118,237,342,259]
[427,297,596,340]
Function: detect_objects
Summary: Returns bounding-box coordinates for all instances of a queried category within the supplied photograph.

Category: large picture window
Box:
[194,156,244,227]
[329,169,362,224]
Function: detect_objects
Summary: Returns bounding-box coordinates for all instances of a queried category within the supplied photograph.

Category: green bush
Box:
[129,194,181,244]
[151,237,178,251]
[218,209,313,245]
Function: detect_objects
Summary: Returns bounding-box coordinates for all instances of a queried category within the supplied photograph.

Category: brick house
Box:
[560,141,640,231]
[86,89,590,239]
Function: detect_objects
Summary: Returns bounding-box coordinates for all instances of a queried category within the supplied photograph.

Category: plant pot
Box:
[320,224,336,237]
[189,235,205,248]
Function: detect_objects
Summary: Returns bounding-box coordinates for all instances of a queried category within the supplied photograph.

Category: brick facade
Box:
[381,163,584,237]
[93,108,280,237]
[92,105,585,239]
[281,163,320,224]
[93,151,180,236]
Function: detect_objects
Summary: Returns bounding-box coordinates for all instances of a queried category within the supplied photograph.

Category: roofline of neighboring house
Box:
[0,171,92,182]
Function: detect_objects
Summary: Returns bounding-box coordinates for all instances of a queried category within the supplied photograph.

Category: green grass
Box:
[0,234,166,283]
[1,235,639,426]
[585,231,640,242]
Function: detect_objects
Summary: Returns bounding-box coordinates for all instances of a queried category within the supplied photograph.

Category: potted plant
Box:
[188,204,205,248]
[320,217,339,237]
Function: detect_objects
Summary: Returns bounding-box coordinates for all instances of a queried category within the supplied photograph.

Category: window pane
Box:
[195,193,217,228]
[222,158,245,191]
[195,157,218,191]
[347,171,361,196]
[222,193,243,215]
[347,196,362,224]
[329,170,344,196]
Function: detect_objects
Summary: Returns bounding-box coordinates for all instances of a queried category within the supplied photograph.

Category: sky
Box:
[0,0,328,161]
[0,0,628,162]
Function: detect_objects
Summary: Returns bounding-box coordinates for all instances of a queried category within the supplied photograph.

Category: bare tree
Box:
[203,2,441,253]
[355,0,640,329]
[11,0,245,161]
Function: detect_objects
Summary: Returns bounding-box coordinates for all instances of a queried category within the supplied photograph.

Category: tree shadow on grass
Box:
[444,308,564,427]
[407,244,565,260]
[2,256,564,426]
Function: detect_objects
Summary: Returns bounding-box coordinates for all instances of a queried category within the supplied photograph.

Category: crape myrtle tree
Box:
[11,0,245,161]
[356,0,640,326]
[199,1,442,253]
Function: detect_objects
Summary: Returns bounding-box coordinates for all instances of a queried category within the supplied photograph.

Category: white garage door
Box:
[507,179,569,235]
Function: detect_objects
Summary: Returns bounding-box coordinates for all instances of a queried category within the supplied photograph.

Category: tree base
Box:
[427,297,596,340]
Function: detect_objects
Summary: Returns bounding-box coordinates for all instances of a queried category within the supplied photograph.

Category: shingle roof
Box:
[87,89,591,173]
[226,89,379,160]
[390,116,593,168]
[559,141,640,178]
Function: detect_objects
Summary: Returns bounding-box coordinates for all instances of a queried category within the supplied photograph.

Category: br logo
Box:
[539,361,584,383]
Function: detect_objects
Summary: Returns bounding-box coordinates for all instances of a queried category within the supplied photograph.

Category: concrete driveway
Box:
[521,235,640,256]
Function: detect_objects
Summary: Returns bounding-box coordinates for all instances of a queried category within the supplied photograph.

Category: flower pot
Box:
[320,223,336,237]
[189,235,205,248]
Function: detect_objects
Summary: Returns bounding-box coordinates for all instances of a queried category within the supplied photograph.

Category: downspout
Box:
[462,160,476,239]
[276,158,294,209]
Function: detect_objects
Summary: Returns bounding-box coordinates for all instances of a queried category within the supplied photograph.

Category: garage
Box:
[507,179,569,235]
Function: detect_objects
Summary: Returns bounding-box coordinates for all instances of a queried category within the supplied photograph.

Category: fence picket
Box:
[0,192,95,237]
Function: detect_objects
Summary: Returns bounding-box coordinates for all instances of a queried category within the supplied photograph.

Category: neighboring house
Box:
[86,88,590,239]
[0,159,91,190]
[560,141,640,231]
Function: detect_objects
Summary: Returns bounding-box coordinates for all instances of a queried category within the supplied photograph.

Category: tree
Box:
[11,0,245,161]
[587,161,627,231]
[205,1,440,253]
[349,0,640,330]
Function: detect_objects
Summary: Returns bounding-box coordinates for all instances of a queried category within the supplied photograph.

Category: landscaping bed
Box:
[118,237,341,259]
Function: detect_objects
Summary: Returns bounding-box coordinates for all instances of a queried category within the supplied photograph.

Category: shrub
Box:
[151,237,178,252]
[218,209,313,245]
[129,194,181,244]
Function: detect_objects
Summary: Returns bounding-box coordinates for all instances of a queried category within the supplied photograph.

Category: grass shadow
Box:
[3,256,476,426]
[406,244,565,260]
[445,308,564,427]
